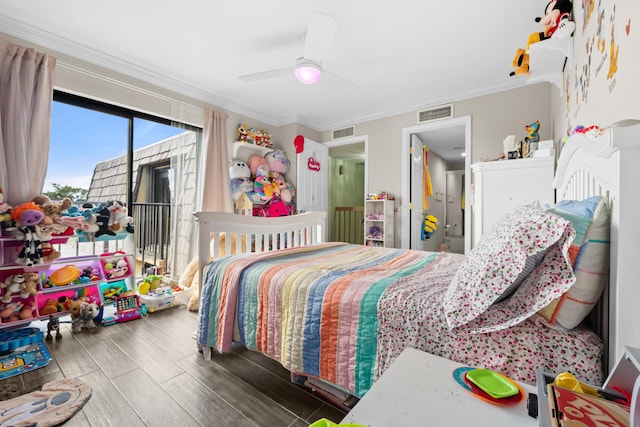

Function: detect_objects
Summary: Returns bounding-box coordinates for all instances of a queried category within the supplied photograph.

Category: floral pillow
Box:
[443,201,576,330]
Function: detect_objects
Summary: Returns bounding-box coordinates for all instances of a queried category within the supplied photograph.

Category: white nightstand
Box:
[342,348,537,427]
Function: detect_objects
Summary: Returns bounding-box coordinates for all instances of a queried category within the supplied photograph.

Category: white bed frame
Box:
[192,211,327,292]
[553,121,640,372]
[193,121,640,375]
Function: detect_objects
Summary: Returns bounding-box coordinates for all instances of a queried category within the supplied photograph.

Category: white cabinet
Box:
[471,156,555,246]
[364,199,394,247]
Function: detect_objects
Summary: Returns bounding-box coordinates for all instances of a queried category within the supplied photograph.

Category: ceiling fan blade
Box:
[238,67,291,82]
[303,12,338,62]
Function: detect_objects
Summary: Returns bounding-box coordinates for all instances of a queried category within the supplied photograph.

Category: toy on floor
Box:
[0,327,52,380]
[69,300,100,334]
[45,315,62,341]
[114,293,141,323]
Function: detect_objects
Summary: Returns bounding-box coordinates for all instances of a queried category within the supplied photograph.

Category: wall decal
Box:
[625,18,631,35]
[607,4,619,80]
[308,156,321,171]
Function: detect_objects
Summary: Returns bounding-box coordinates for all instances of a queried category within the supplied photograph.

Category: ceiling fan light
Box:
[294,59,322,84]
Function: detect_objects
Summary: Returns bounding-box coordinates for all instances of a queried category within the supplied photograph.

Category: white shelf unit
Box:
[527,37,573,89]
[471,156,555,247]
[364,199,394,247]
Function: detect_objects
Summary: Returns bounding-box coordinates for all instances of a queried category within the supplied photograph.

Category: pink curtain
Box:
[0,38,56,206]
[201,108,233,212]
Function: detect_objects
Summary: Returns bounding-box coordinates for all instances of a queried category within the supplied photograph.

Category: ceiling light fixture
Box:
[294,58,322,84]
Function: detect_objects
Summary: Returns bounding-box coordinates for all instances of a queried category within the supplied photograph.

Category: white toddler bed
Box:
[193,121,640,397]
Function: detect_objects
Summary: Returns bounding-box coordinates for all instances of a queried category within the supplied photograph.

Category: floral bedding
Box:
[377,252,604,386]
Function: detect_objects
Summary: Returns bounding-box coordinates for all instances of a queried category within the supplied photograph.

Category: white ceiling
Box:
[0,1,545,133]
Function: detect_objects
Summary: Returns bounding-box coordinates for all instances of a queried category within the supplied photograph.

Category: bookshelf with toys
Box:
[364,194,395,248]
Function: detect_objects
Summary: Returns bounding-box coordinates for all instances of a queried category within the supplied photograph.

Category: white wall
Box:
[550,0,640,139]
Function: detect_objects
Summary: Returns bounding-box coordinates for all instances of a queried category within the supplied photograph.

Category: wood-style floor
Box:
[0,306,346,426]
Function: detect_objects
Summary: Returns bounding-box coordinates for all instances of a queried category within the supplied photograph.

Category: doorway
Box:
[400,116,471,253]
[326,136,368,243]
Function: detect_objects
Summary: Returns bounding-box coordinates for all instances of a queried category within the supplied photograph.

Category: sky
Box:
[46,101,186,193]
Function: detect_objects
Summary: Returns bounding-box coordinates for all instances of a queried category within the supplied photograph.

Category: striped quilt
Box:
[198,242,439,397]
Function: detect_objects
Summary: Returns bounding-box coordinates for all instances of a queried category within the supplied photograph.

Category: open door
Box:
[296,138,329,213]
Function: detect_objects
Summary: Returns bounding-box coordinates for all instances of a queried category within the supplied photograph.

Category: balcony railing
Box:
[131,202,171,275]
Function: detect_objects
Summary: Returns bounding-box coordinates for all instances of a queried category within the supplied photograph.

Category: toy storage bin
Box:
[0,294,37,325]
[39,256,104,290]
[36,286,101,317]
[138,290,179,313]
[100,251,132,281]
[0,267,40,301]
[99,280,128,303]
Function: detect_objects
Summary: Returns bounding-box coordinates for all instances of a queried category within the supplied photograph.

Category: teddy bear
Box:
[71,301,99,333]
[31,195,73,225]
[20,272,39,299]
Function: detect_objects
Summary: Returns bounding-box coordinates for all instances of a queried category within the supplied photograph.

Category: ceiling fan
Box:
[238,12,339,85]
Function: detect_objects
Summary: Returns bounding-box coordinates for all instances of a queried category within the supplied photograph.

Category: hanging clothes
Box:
[422,146,433,210]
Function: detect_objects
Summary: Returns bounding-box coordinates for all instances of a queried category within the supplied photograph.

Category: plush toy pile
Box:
[509,0,576,77]
[230,148,296,217]
[0,188,134,265]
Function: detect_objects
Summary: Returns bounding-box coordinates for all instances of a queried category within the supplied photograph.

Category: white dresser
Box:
[471,156,555,247]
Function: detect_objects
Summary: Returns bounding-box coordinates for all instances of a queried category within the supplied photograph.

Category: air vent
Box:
[332,125,355,139]
[417,104,453,123]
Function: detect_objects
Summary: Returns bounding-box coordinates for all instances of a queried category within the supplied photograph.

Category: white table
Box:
[342,348,537,427]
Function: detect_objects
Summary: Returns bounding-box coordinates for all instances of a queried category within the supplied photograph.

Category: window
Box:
[49,91,202,278]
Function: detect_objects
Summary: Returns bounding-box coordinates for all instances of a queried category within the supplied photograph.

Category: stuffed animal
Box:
[248,155,268,177]
[32,195,73,223]
[253,165,273,200]
[94,206,115,238]
[1,274,25,303]
[265,149,290,174]
[510,1,574,77]
[536,0,575,40]
[423,214,439,240]
[71,301,99,333]
[20,272,39,299]
[509,48,530,76]
[6,204,47,266]
[525,120,541,143]
[106,201,133,232]
[229,160,251,180]
[230,177,254,201]
[237,123,249,142]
